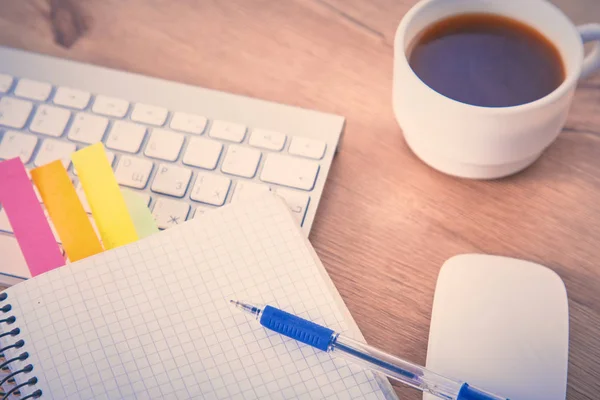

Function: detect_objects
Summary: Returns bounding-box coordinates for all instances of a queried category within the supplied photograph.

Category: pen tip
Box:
[229,300,261,317]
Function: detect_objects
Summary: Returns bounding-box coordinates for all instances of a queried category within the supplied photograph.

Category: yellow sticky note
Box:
[72,143,138,249]
[31,160,104,262]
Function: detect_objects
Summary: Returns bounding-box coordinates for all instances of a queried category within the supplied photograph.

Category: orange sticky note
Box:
[31,160,103,262]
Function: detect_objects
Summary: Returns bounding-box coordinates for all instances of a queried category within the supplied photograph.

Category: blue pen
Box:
[231,301,509,400]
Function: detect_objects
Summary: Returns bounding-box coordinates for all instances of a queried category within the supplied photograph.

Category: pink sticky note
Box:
[0,158,64,276]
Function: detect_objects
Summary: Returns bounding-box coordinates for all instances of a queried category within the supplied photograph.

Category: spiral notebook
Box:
[0,194,397,400]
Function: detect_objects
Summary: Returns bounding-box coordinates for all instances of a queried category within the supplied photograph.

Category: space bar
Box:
[260,153,319,191]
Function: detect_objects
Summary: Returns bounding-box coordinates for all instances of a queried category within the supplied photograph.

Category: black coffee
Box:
[408,13,565,107]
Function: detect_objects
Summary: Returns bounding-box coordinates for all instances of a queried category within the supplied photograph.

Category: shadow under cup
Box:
[393,0,591,180]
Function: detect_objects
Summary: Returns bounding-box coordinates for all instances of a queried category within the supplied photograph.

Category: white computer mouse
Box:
[424,254,569,400]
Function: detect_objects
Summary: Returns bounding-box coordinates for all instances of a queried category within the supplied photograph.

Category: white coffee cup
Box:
[393,0,600,179]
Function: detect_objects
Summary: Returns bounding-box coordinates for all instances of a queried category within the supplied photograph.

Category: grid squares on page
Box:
[0,195,390,400]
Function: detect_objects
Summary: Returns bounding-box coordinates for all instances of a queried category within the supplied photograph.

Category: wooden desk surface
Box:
[1,0,599,398]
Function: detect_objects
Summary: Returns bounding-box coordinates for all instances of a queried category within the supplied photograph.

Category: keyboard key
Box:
[232,181,272,203]
[131,103,168,126]
[0,207,13,233]
[275,188,310,225]
[20,170,42,203]
[92,95,129,117]
[152,198,190,229]
[33,184,43,203]
[105,120,146,153]
[193,206,212,219]
[0,97,33,128]
[53,87,91,109]
[68,113,109,144]
[0,235,30,279]
[144,128,184,161]
[249,129,286,151]
[44,210,62,244]
[182,137,222,170]
[221,145,261,178]
[25,170,43,203]
[34,139,76,168]
[72,151,114,176]
[114,156,153,189]
[14,79,52,101]
[151,164,192,198]
[23,169,44,203]
[190,173,231,206]
[260,153,319,190]
[88,215,101,240]
[76,183,92,213]
[106,151,116,167]
[288,136,326,160]
[139,193,151,206]
[0,131,37,163]
[0,74,13,93]
[170,112,207,134]
[30,104,71,137]
[209,120,246,143]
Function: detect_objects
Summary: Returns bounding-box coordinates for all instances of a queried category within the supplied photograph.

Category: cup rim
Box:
[395,0,584,113]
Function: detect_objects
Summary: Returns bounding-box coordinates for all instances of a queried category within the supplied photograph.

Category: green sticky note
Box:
[121,189,159,239]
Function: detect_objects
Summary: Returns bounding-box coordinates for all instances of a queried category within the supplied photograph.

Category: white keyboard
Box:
[0,46,344,286]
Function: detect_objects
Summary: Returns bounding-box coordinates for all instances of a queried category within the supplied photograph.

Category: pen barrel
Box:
[331,336,506,400]
[255,305,508,400]
[259,306,335,351]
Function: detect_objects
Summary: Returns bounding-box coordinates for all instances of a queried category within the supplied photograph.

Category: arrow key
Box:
[275,188,310,225]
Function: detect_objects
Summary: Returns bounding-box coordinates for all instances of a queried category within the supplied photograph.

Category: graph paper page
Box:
[0,195,396,400]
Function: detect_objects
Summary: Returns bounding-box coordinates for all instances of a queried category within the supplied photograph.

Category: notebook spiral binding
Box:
[0,293,42,400]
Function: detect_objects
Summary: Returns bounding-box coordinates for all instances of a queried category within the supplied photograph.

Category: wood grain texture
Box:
[49,0,89,48]
[1,0,599,398]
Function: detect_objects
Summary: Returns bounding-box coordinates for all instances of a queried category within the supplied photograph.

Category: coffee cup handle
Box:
[578,24,600,80]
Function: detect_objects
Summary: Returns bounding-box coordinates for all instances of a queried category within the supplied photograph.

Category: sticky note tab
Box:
[71,143,138,249]
[0,158,64,276]
[121,189,159,239]
[31,160,103,262]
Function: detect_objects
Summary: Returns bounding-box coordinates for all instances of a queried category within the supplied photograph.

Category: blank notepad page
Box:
[0,195,395,400]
